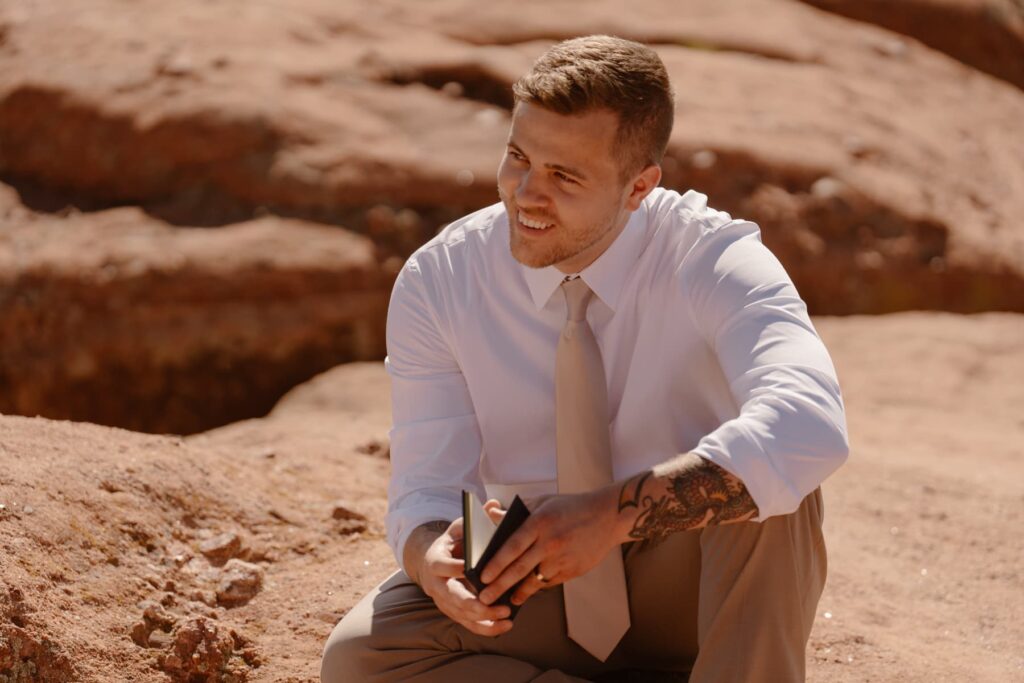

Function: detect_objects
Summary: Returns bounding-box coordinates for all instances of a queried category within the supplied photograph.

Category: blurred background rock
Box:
[1,0,1022,434]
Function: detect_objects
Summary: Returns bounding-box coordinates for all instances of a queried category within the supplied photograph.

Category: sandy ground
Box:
[809,313,1023,680]
[1,312,1021,681]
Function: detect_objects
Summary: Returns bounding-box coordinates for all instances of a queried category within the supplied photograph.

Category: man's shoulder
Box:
[403,201,507,274]
[645,187,741,240]
[642,187,758,275]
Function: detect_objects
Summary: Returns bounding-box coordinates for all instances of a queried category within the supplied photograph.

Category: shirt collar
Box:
[518,201,649,313]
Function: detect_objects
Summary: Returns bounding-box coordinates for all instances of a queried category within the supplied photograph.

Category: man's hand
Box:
[407,517,514,637]
[477,489,619,609]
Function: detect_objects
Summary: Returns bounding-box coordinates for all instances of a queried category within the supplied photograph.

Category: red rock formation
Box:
[0,0,1021,315]
[1,0,1023,431]
[798,0,1024,90]
[0,207,393,434]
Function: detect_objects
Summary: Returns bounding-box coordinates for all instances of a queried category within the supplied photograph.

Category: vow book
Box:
[461,490,532,620]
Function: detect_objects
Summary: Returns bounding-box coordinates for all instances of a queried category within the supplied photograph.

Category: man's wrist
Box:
[608,471,654,545]
[402,520,450,586]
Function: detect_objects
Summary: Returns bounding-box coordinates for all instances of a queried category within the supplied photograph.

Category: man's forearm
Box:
[608,452,759,548]
[402,520,451,586]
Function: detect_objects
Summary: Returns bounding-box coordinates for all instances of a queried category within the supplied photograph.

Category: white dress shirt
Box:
[384,187,849,573]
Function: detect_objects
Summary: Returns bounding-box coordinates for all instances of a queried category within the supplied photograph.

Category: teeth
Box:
[518,212,553,230]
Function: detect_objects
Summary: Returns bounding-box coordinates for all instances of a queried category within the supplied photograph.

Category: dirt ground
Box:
[1,312,1021,681]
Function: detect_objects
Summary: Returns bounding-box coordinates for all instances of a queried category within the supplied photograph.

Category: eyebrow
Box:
[507,142,589,182]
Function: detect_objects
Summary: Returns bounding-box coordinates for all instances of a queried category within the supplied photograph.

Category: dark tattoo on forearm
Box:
[625,455,759,548]
[618,471,653,511]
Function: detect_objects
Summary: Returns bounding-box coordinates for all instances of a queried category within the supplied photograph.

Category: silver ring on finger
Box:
[533,568,550,584]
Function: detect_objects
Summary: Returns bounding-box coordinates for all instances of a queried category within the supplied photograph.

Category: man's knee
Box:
[320,617,371,683]
[321,572,451,682]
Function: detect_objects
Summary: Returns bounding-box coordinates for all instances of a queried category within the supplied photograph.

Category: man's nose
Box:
[515,169,547,207]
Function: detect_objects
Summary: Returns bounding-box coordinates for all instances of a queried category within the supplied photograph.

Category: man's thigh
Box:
[616,531,702,673]
[321,570,604,682]
[692,488,827,682]
[613,488,826,680]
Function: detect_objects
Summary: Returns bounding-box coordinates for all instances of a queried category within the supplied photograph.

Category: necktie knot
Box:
[561,277,594,322]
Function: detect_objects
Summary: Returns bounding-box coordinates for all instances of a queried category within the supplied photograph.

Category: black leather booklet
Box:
[462,490,532,620]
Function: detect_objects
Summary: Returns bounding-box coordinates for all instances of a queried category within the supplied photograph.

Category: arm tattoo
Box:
[620,455,759,549]
[618,471,653,511]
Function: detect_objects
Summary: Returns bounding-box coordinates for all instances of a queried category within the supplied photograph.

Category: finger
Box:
[433,558,467,578]
[479,543,547,605]
[439,600,512,637]
[452,577,512,618]
[461,617,514,638]
[479,522,538,586]
[448,517,464,541]
[446,578,512,622]
[424,525,469,578]
[483,499,506,525]
[511,569,558,605]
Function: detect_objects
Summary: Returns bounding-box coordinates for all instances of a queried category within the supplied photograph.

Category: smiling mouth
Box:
[517,211,554,231]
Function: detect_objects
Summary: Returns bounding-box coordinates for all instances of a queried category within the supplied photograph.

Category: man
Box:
[322,35,848,682]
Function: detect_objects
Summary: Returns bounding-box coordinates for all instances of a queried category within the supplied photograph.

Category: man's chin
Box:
[510,239,559,269]
[511,249,551,269]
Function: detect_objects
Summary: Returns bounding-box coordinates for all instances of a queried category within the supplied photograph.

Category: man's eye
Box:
[555,172,577,184]
[509,150,526,162]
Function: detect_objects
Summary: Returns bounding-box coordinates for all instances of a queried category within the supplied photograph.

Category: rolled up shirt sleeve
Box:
[684,219,850,520]
[384,258,487,573]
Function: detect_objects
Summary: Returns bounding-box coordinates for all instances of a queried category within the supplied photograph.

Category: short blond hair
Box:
[512,35,675,178]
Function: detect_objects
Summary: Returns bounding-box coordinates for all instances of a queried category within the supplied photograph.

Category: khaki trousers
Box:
[322,488,826,683]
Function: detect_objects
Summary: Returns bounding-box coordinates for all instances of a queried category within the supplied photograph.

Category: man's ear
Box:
[625,164,663,211]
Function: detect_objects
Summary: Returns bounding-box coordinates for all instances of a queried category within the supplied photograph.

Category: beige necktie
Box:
[555,276,631,662]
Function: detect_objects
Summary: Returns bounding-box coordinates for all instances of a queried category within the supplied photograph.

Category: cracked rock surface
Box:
[1,0,1023,434]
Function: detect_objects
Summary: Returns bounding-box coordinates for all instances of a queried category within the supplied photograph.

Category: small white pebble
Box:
[363,560,370,566]
[824,611,832,619]
[921,568,928,576]
[847,655,854,663]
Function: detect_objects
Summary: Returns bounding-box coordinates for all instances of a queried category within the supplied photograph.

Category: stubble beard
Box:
[502,196,619,270]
